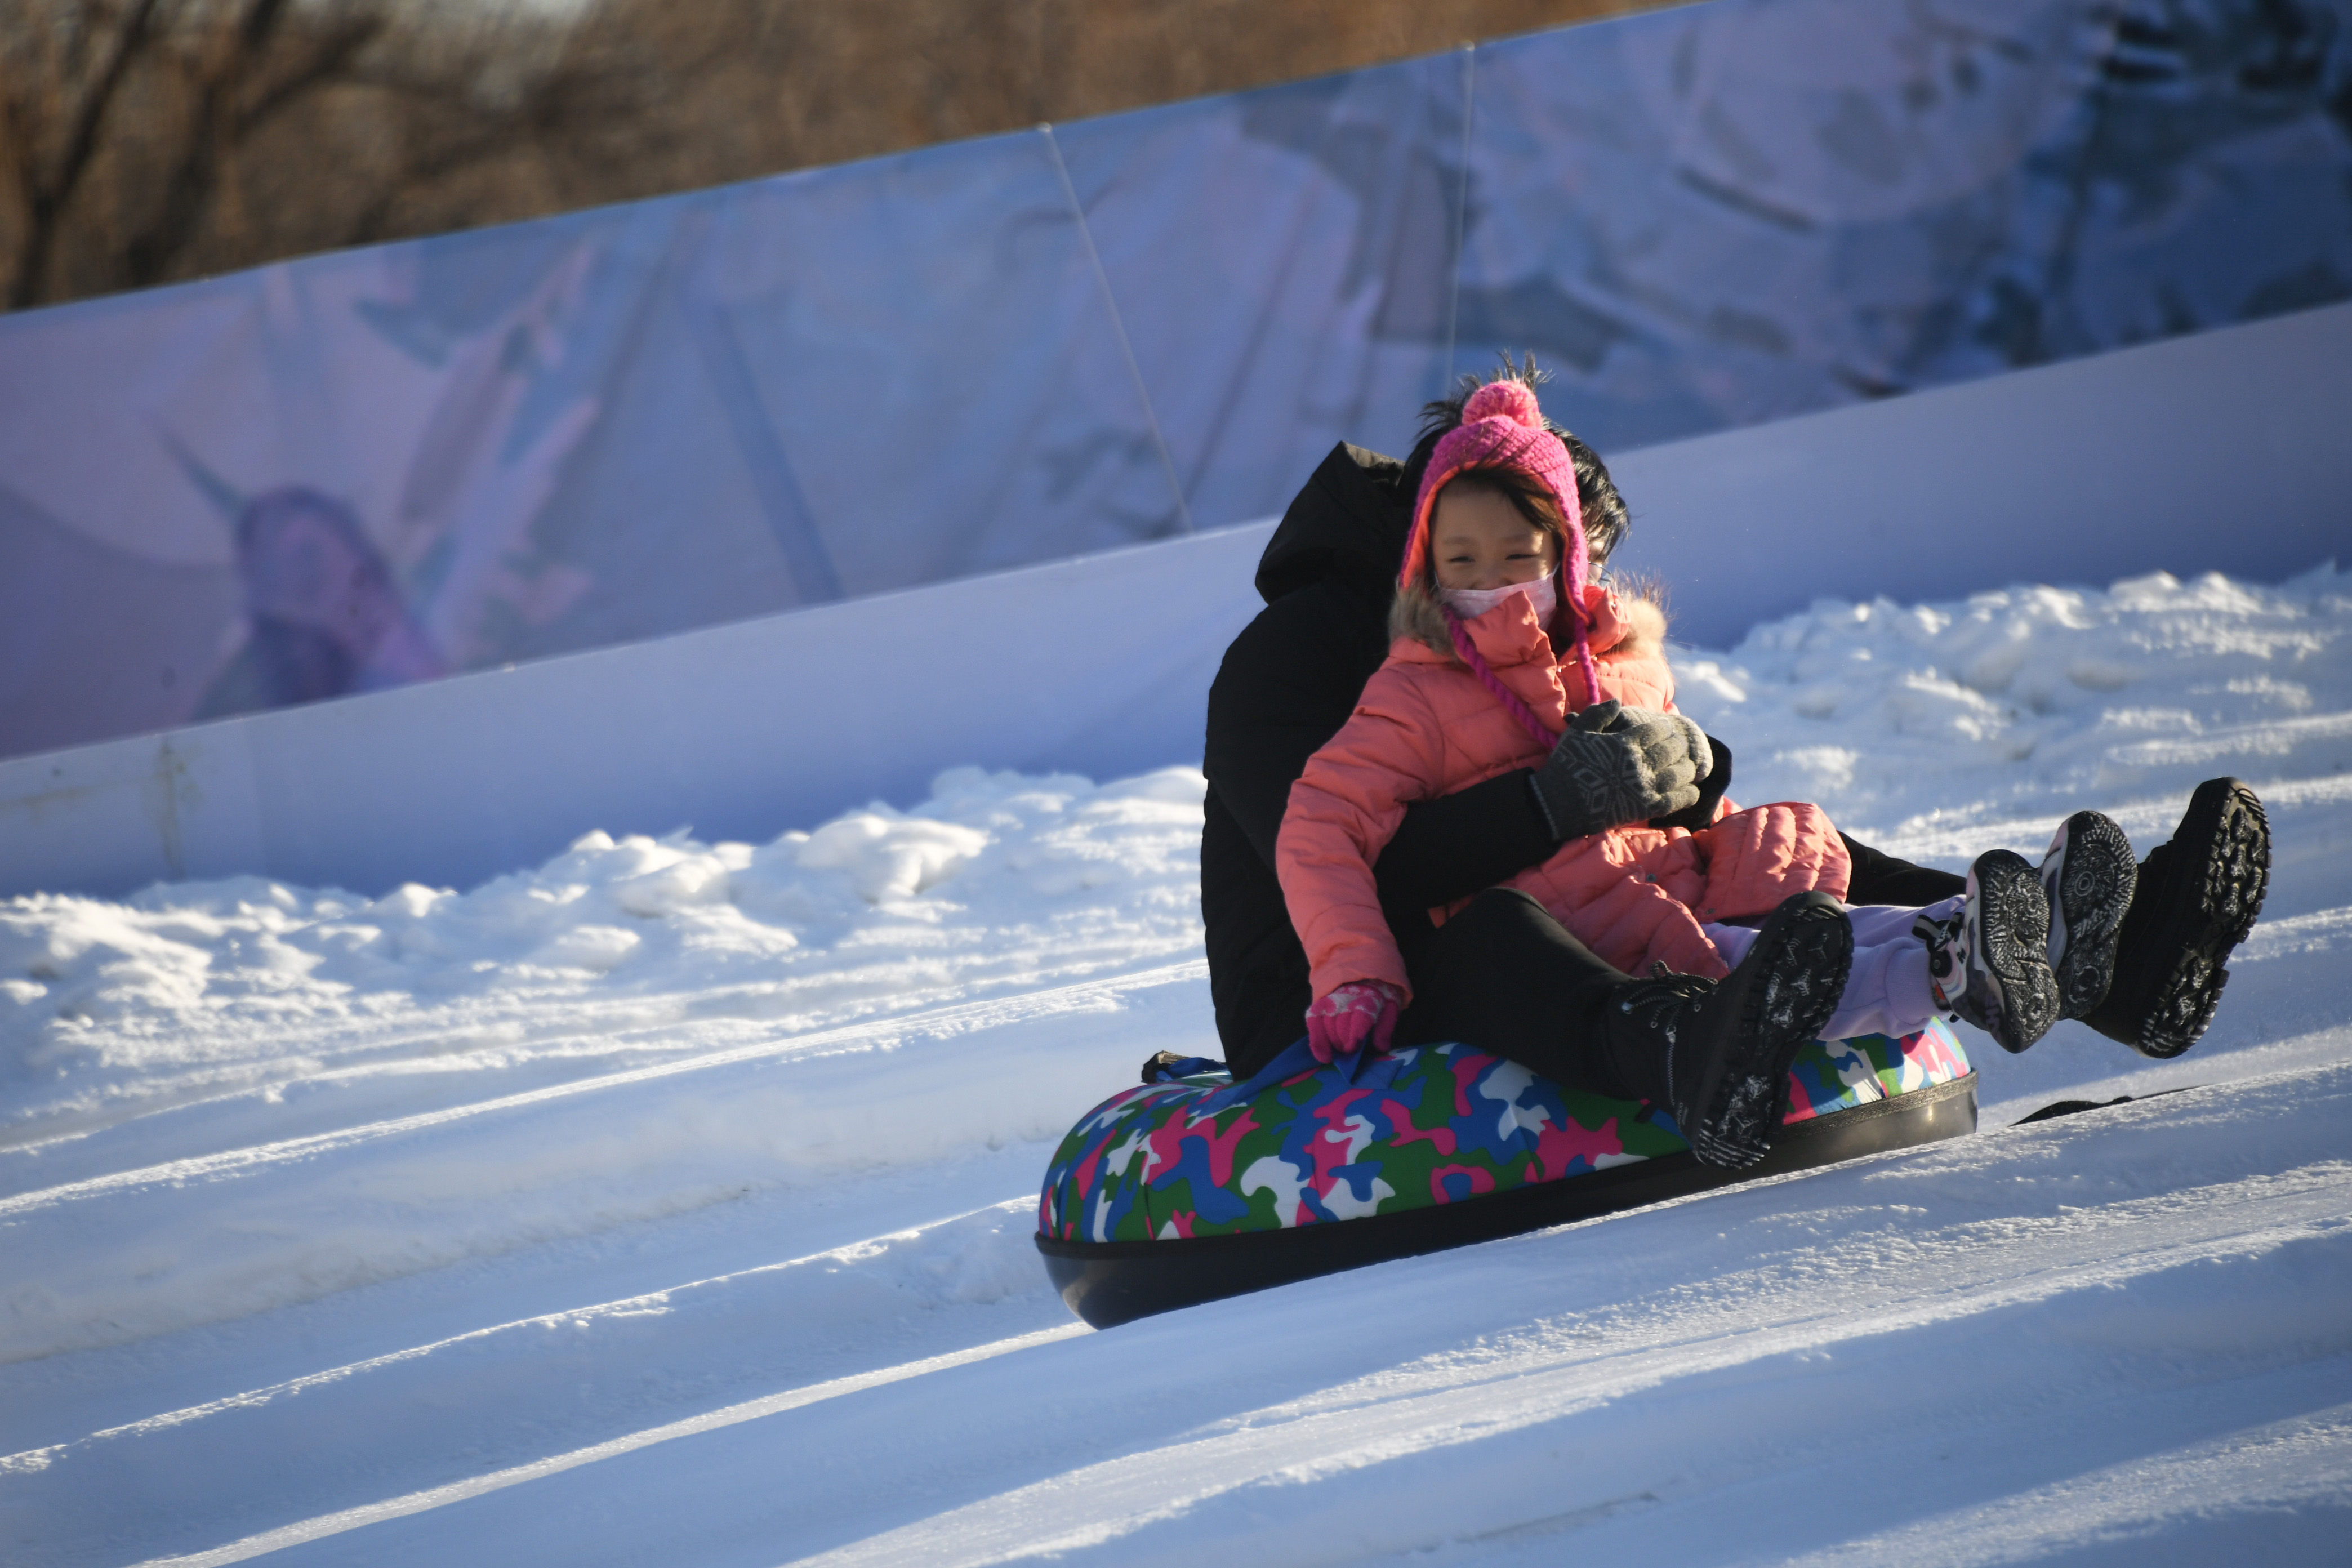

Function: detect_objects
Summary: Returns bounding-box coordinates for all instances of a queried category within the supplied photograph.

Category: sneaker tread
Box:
[1974,851,2060,1054]
[2050,810,2136,1021]
[1701,898,1852,1168]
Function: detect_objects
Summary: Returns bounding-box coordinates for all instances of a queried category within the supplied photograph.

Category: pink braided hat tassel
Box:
[1562,615,1601,712]
[1444,607,1561,750]
[1545,436,1605,706]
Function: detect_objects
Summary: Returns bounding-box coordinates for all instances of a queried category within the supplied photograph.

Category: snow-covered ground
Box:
[4,567,2349,1566]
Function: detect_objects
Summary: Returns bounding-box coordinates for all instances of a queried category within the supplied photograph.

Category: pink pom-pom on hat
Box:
[1460,378,1542,427]
[1398,375,1598,703]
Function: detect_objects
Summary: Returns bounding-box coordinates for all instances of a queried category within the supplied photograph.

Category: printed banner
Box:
[2,0,2346,759]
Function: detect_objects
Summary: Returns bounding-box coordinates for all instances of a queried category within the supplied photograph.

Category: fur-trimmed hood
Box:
[1387,580,1673,715]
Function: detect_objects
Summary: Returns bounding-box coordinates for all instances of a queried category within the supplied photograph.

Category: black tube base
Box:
[1039,1075,1977,1329]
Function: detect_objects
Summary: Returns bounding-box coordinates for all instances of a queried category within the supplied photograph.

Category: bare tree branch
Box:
[9,0,162,307]
[237,12,382,135]
[2,0,1648,312]
[118,0,318,287]
[238,0,288,52]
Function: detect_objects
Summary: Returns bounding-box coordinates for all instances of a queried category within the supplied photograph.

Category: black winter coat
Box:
[1201,444,1559,1079]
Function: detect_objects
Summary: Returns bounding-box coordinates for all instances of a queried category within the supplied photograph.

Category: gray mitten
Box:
[1528,699,1712,840]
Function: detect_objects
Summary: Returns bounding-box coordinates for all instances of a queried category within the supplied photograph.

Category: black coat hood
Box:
[1253,443,1414,605]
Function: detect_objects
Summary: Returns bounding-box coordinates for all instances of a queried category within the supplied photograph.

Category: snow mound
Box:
[1675,565,2352,840]
[0,766,1206,1152]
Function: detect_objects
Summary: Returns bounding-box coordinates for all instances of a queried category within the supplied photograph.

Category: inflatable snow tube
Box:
[1036,1025,1975,1328]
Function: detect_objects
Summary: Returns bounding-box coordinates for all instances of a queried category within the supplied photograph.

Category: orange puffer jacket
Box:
[1277,585,1850,1003]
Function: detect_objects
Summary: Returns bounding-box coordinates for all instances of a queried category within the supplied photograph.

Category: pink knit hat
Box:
[1399,378,1597,703]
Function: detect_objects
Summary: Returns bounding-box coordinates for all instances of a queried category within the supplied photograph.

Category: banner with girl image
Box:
[3,0,2346,761]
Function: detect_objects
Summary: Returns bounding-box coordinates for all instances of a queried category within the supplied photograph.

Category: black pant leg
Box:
[1842,833,1966,906]
[1396,889,1640,1098]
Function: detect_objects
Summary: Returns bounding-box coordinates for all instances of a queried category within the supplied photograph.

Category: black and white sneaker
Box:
[2039,810,2139,1021]
[1918,850,2060,1054]
[2086,778,2269,1059]
[1614,891,1852,1171]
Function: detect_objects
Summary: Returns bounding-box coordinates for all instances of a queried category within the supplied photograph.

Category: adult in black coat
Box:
[1200,442,1965,1090]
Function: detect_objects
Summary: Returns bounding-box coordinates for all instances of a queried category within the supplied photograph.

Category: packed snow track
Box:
[5,569,2349,1565]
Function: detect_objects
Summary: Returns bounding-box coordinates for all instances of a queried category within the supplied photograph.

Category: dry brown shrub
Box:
[1,0,1654,312]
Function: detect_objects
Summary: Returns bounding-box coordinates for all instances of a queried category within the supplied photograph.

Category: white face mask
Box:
[1440,571,1557,623]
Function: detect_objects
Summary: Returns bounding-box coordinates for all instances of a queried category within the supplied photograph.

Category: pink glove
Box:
[1304,980,1405,1066]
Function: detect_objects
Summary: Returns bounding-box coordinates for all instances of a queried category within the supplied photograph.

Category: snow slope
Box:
[3,567,2349,1565]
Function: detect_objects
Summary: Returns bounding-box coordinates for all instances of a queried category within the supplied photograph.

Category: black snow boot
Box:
[2085,778,2270,1059]
[1606,892,1852,1171]
[1918,850,2060,1054]
[2039,809,2139,1022]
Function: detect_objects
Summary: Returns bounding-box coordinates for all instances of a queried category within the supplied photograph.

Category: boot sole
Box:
[1692,896,1853,1171]
[2112,779,2270,1059]
[1971,851,2060,1054]
[2048,811,2137,1021]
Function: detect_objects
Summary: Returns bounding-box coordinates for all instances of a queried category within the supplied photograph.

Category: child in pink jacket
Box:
[1275,371,2140,1166]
